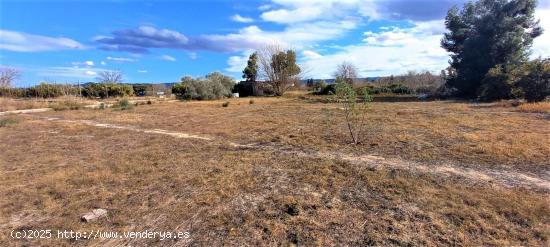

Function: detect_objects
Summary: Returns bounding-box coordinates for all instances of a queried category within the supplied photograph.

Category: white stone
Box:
[81,209,107,222]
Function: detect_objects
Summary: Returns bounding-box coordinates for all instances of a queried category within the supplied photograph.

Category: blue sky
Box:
[1,0,549,87]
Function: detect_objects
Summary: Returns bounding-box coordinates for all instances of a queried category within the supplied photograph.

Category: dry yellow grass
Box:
[0,97,50,111]
[0,97,548,246]
[518,101,550,113]
[0,96,100,112]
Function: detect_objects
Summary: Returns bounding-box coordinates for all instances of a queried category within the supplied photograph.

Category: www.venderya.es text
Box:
[11,229,190,241]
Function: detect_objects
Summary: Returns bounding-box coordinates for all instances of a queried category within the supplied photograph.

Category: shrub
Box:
[513,58,550,102]
[108,84,134,97]
[222,101,230,107]
[112,99,133,110]
[387,84,413,94]
[98,102,105,110]
[173,72,235,100]
[27,83,65,98]
[147,100,152,105]
[249,99,254,104]
[0,87,27,97]
[83,83,134,98]
[315,84,336,95]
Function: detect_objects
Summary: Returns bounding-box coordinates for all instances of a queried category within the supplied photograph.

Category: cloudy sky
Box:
[1,0,549,86]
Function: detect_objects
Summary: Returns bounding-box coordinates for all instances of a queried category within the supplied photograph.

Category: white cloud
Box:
[301,20,449,78]
[160,55,176,61]
[303,50,322,59]
[261,6,324,24]
[260,0,375,24]
[259,4,272,11]
[27,66,110,80]
[71,60,95,67]
[100,61,106,66]
[106,56,135,62]
[231,14,254,23]
[137,70,148,73]
[0,29,86,52]
[188,52,198,60]
[532,7,550,59]
[225,50,254,73]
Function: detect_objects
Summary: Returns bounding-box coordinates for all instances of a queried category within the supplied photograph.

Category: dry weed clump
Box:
[518,101,550,113]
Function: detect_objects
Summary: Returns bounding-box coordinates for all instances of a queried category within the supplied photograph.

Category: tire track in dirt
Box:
[42,117,550,192]
[42,117,212,141]
[231,142,550,193]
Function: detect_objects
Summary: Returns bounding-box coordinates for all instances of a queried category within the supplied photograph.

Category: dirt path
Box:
[42,117,550,192]
[0,108,53,116]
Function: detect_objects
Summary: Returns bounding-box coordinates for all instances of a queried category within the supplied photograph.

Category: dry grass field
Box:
[0,95,549,246]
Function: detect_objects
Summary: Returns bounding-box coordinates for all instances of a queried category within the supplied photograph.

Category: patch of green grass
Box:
[49,101,82,111]
[0,116,19,127]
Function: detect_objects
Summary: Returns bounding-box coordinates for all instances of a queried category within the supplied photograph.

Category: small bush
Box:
[112,99,133,110]
[387,84,413,94]
[147,100,152,105]
[0,117,19,127]
[315,84,336,95]
[249,99,254,104]
[98,102,105,110]
[222,101,230,107]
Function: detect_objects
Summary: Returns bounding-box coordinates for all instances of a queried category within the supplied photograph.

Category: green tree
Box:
[172,72,235,100]
[514,58,550,102]
[441,0,542,98]
[269,50,301,96]
[258,44,301,96]
[242,52,258,82]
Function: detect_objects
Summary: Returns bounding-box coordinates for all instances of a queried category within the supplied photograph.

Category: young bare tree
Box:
[96,70,123,98]
[257,43,301,96]
[334,62,358,85]
[0,67,21,88]
[96,70,123,84]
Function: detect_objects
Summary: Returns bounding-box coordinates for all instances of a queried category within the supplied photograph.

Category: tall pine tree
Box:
[242,52,258,82]
[441,0,542,98]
